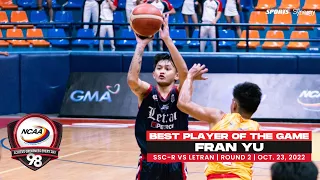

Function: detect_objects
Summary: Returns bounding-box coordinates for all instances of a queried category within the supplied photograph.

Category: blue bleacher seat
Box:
[30,10,52,28]
[47,28,69,46]
[43,0,61,8]
[54,11,73,28]
[30,0,61,8]
[220,0,226,9]
[170,29,187,47]
[241,0,253,11]
[171,0,183,9]
[312,27,320,46]
[72,29,95,46]
[117,29,136,46]
[118,0,126,9]
[113,11,126,29]
[218,29,236,49]
[175,12,185,29]
[188,29,199,47]
[64,0,84,8]
[94,33,111,46]
[169,14,176,23]
[17,0,35,8]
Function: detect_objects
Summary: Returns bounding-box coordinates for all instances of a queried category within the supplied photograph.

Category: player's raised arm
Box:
[177,64,224,125]
[127,35,152,100]
[159,14,188,91]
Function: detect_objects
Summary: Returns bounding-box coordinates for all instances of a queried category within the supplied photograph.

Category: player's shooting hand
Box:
[187,63,209,80]
[159,14,171,42]
[135,32,153,46]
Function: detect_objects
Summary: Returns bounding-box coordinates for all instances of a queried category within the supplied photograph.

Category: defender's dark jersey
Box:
[135,85,189,155]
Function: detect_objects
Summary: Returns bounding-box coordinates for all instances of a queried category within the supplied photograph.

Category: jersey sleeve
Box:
[217,0,223,12]
[162,0,174,11]
[113,0,118,6]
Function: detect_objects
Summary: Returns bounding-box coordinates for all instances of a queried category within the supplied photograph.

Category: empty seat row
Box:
[0,11,74,28]
[0,0,83,9]
[0,28,50,47]
[249,11,317,30]
[256,0,319,10]
[237,30,310,50]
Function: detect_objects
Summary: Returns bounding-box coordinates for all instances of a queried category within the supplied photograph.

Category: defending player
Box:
[177,64,262,180]
[127,14,189,180]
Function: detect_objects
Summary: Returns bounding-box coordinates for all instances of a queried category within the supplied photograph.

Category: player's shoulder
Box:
[244,119,261,131]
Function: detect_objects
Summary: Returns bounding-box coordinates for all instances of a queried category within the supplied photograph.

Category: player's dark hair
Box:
[232,82,262,114]
[153,53,176,70]
[271,162,318,180]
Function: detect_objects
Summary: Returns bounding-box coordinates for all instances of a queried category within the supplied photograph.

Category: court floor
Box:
[0,117,320,180]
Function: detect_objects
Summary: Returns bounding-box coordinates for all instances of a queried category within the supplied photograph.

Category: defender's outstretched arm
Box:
[177,64,224,124]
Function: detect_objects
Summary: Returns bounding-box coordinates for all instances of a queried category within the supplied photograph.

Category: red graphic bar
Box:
[146,131,312,141]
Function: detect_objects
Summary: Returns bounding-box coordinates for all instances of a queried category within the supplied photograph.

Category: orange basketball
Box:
[130,3,163,38]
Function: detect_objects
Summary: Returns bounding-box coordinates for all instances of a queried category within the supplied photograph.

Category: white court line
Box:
[0,150,88,175]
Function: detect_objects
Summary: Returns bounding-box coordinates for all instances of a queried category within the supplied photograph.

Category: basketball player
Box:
[128,14,188,180]
[271,162,318,180]
[177,64,262,180]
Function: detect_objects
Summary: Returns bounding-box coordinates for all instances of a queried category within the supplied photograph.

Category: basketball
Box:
[130,3,164,38]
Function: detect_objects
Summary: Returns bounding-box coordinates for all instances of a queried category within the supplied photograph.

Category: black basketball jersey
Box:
[135,85,189,155]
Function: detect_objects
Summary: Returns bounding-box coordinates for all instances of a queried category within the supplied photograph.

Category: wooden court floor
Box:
[0,118,320,180]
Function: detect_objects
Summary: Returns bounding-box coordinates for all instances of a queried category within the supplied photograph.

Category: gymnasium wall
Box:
[1,51,320,117]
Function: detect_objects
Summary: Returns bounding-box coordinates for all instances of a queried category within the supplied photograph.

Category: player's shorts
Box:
[136,154,188,180]
[207,173,242,180]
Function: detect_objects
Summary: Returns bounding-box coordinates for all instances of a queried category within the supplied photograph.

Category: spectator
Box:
[200,0,222,52]
[83,0,99,36]
[225,0,241,38]
[126,0,137,30]
[99,0,117,51]
[0,52,8,56]
[271,162,318,180]
[182,0,199,38]
[38,0,53,22]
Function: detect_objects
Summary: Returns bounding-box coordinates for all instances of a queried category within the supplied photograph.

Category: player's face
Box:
[153,60,178,87]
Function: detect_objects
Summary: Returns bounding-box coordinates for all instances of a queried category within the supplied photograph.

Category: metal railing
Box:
[0,22,319,52]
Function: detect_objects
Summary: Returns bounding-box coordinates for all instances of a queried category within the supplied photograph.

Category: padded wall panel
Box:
[70,53,122,72]
[298,55,320,74]
[123,53,238,73]
[20,53,70,113]
[0,54,20,115]
[122,53,155,72]
[238,55,298,74]
[182,54,238,73]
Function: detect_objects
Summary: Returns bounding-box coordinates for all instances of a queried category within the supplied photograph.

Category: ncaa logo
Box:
[8,114,63,171]
[15,117,56,147]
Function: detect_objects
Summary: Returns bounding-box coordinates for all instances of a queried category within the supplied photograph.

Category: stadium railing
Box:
[0,22,318,52]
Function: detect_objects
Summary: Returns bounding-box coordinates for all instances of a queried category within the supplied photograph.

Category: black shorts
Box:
[136,154,188,180]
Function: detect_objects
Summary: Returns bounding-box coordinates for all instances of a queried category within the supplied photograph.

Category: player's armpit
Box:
[127,78,151,98]
[177,101,224,124]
